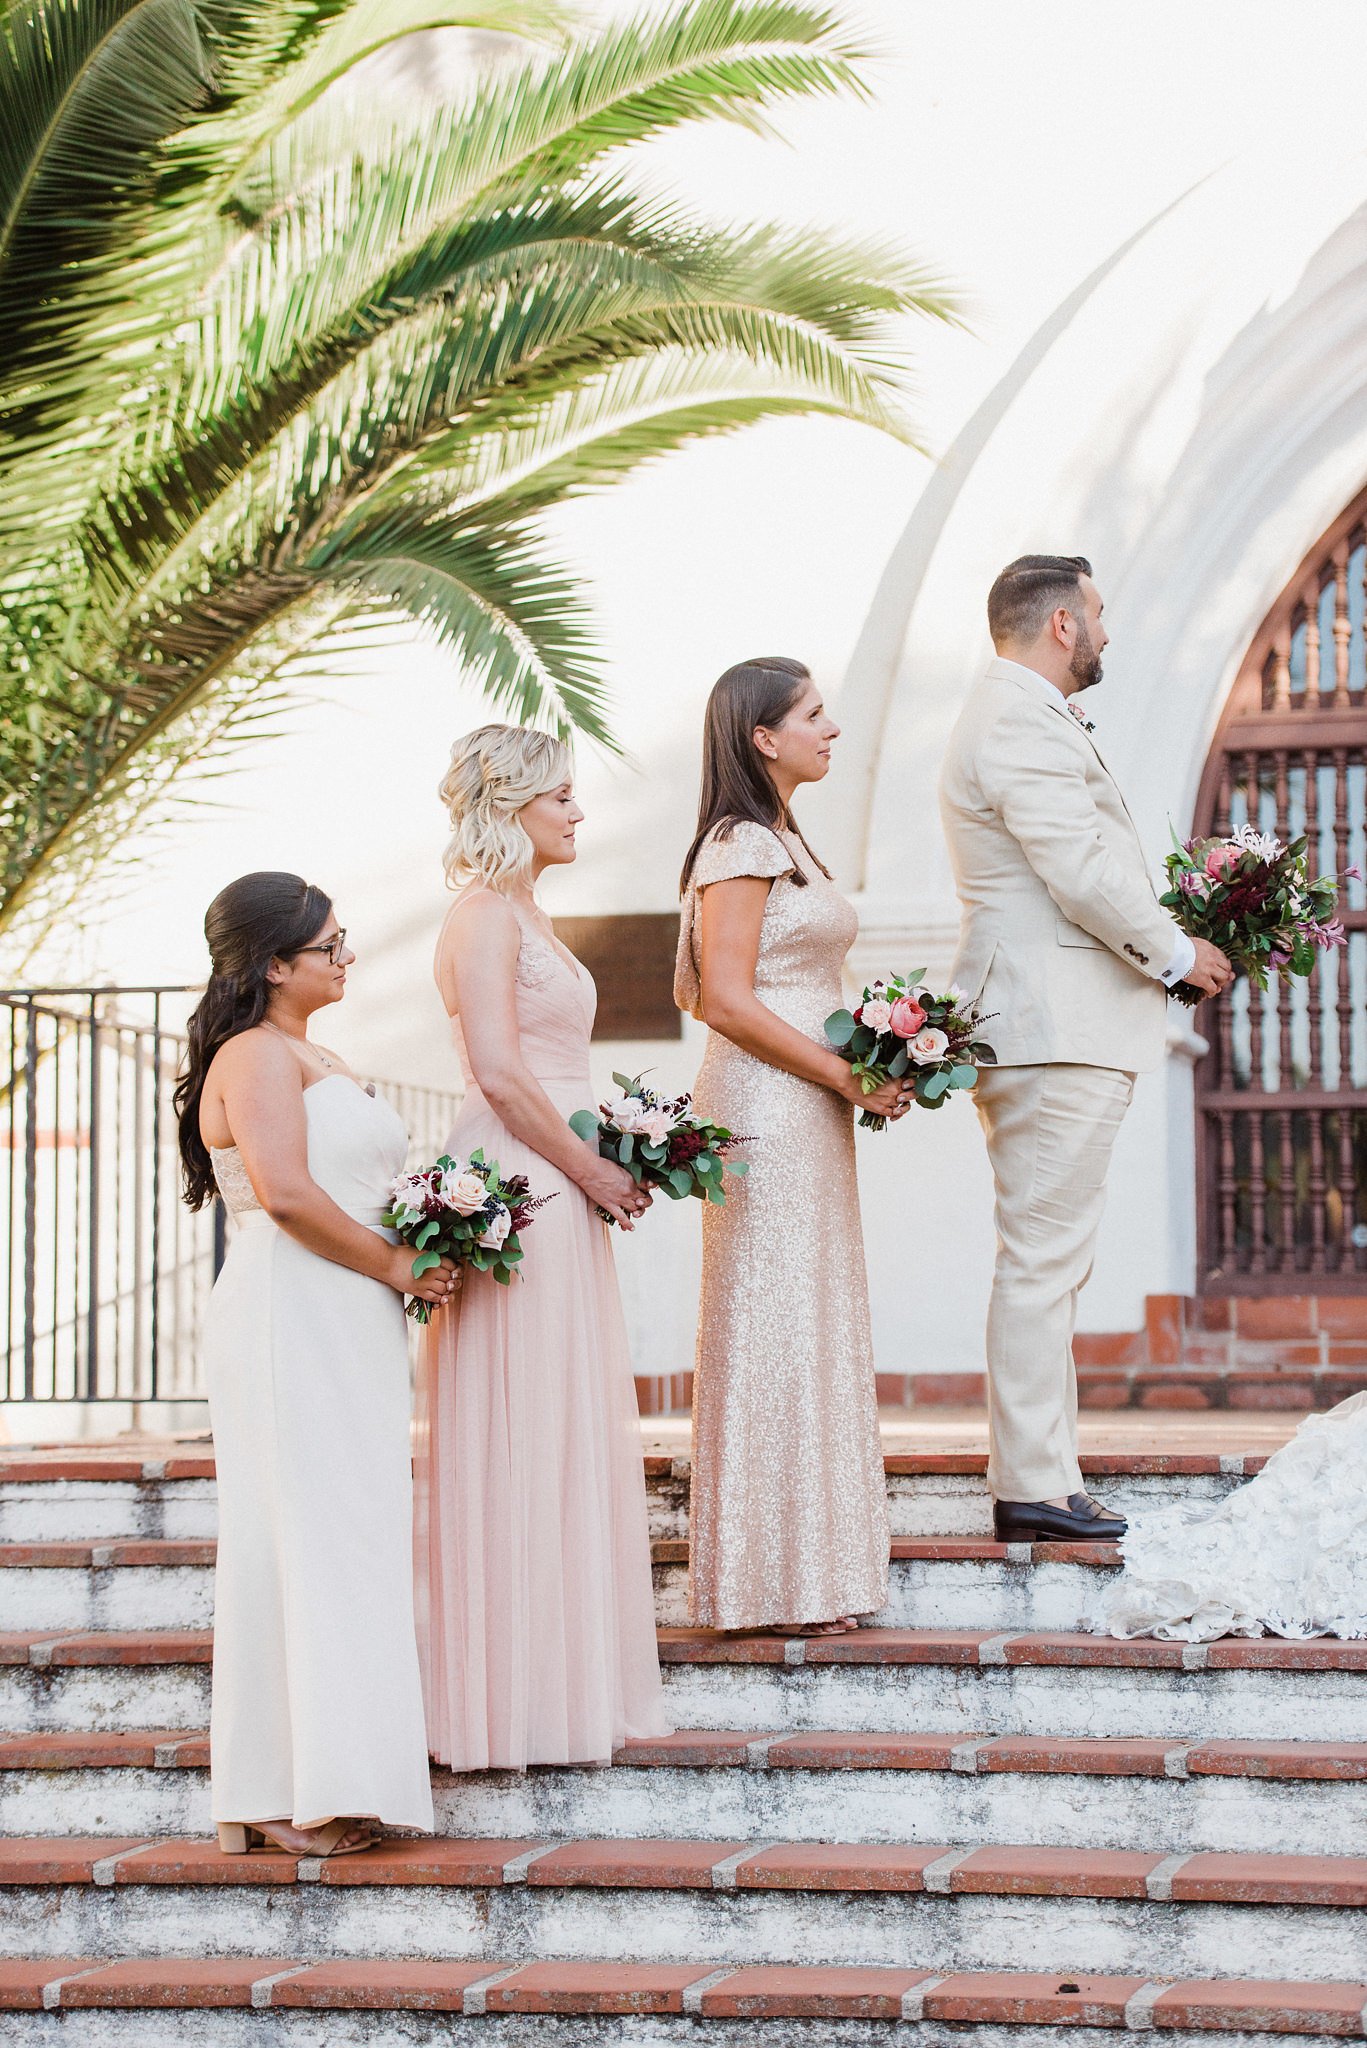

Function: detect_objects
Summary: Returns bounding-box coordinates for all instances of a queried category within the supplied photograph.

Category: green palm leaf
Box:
[0,0,959,945]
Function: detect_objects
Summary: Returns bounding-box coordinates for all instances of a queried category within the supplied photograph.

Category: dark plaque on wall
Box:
[552,913,683,1040]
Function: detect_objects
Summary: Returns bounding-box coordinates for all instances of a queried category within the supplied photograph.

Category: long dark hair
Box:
[174,872,333,1212]
[680,655,832,893]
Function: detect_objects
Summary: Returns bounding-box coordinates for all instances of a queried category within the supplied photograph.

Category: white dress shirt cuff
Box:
[1160,930,1197,987]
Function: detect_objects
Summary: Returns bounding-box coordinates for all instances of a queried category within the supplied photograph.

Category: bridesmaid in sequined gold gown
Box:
[675,657,902,1634]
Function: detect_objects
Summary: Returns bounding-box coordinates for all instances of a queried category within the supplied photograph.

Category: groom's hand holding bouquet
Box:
[1162,822,1353,1008]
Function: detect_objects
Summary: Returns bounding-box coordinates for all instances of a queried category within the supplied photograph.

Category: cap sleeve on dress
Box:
[673,822,795,1021]
[689,821,796,890]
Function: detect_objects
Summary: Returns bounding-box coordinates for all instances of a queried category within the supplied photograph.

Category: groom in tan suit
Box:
[939,556,1231,1542]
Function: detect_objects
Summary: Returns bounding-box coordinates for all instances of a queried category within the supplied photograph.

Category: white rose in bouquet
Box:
[909,1026,950,1065]
[439,1164,489,1216]
[477,1203,512,1250]
[389,1171,433,1214]
[635,1108,674,1147]
[601,1094,645,1133]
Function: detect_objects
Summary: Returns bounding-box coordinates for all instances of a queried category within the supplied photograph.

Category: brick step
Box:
[2,1628,1363,1743]
[0,1453,1261,1546]
[0,1538,1127,1636]
[3,1729,1363,1855]
[2,1835,1365,1980]
[2,1957,1365,2045]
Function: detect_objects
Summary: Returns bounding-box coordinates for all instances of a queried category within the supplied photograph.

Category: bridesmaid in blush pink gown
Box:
[414,725,669,1769]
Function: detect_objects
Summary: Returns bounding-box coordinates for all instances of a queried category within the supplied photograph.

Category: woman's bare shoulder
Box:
[206,1026,301,1090]
[441,888,520,944]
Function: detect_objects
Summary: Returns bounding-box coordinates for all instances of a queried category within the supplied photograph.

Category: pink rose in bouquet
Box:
[888,994,928,1038]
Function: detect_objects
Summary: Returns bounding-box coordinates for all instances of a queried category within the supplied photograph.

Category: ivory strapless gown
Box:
[413,903,669,1769]
[206,1077,433,1831]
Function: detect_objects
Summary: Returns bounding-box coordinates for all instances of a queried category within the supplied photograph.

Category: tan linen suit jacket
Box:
[938,658,1177,1073]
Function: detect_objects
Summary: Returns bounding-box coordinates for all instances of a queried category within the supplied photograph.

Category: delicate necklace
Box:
[263,1018,334,1068]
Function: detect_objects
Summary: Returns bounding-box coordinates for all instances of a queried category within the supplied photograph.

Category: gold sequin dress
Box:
[675,820,890,1629]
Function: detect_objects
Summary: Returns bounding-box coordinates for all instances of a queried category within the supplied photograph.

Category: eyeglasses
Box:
[289,928,347,965]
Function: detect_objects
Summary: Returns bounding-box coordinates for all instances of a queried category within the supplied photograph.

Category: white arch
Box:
[830,144,1367,1350]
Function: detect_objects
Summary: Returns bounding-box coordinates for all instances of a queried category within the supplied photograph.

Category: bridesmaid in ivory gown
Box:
[177,873,454,1857]
[676,658,904,1635]
[414,725,669,1768]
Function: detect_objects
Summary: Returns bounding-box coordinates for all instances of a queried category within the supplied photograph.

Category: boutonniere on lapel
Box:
[1067,700,1097,735]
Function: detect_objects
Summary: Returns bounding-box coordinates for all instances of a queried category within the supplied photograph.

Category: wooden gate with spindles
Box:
[1193,488,1367,1292]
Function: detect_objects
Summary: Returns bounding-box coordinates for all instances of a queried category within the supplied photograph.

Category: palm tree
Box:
[0,0,956,948]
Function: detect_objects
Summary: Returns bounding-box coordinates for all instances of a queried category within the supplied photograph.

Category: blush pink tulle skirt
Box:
[412,1078,670,1770]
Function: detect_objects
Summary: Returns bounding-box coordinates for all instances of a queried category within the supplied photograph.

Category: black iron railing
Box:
[2,988,459,1404]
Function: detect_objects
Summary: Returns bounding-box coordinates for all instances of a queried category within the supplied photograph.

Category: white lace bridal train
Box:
[1107,1391,1367,1641]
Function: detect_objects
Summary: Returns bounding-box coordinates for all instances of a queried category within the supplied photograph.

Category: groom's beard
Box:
[1069,623,1104,691]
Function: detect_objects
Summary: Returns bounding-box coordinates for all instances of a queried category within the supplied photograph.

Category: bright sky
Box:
[39,0,1367,1077]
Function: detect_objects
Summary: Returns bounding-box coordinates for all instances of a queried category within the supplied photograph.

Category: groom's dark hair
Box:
[988,554,1092,646]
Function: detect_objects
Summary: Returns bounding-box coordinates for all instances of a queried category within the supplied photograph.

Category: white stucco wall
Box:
[25,4,1367,1385]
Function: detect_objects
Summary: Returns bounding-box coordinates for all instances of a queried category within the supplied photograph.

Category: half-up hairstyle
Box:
[439,724,573,895]
[174,872,333,1212]
[680,655,832,893]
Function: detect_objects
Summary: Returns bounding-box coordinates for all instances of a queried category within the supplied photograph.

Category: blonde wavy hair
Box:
[439,724,574,894]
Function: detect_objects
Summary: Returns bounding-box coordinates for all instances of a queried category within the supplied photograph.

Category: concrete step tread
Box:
[0,1956,1364,2028]
[4,1728,1366,1782]
[0,1536,1126,1570]
[5,1625,1365,1672]
[1,1956,1363,2028]
[0,1449,1272,1485]
[2,1834,1367,1904]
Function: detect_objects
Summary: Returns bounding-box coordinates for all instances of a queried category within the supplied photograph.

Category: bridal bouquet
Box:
[569,1073,749,1223]
[826,973,998,1130]
[383,1152,554,1318]
[1162,823,1354,1008]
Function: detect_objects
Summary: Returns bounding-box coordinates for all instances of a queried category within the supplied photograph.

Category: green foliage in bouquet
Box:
[826,970,997,1130]
[569,1070,748,1220]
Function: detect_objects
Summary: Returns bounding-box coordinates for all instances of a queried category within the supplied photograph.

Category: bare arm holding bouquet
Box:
[699,878,909,1120]
[438,892,650,1228]
[205,1031,459,1308]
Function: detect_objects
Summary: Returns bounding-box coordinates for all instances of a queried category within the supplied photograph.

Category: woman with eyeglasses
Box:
[176,871,456,1860]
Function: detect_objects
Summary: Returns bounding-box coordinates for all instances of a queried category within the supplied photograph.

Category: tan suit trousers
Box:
[973,1062,1135,1502]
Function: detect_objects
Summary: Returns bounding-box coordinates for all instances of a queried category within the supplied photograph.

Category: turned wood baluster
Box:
[1304,591,1321,702]
[1218,965,1237,1090]
[1333,545,1352,707]
[1308,1107,1328,1274]
[1247,1104,1268,1273]
[1332,748,1354,1086]
[1303,749,1325,1087]
[1341,1108,1362,1274]
[1218,1109,1238,1273]
[1277,1105,1296,1273]
[1267,629,1292,713]
[1215,757,1232,837]
[1245,749,1262,836]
